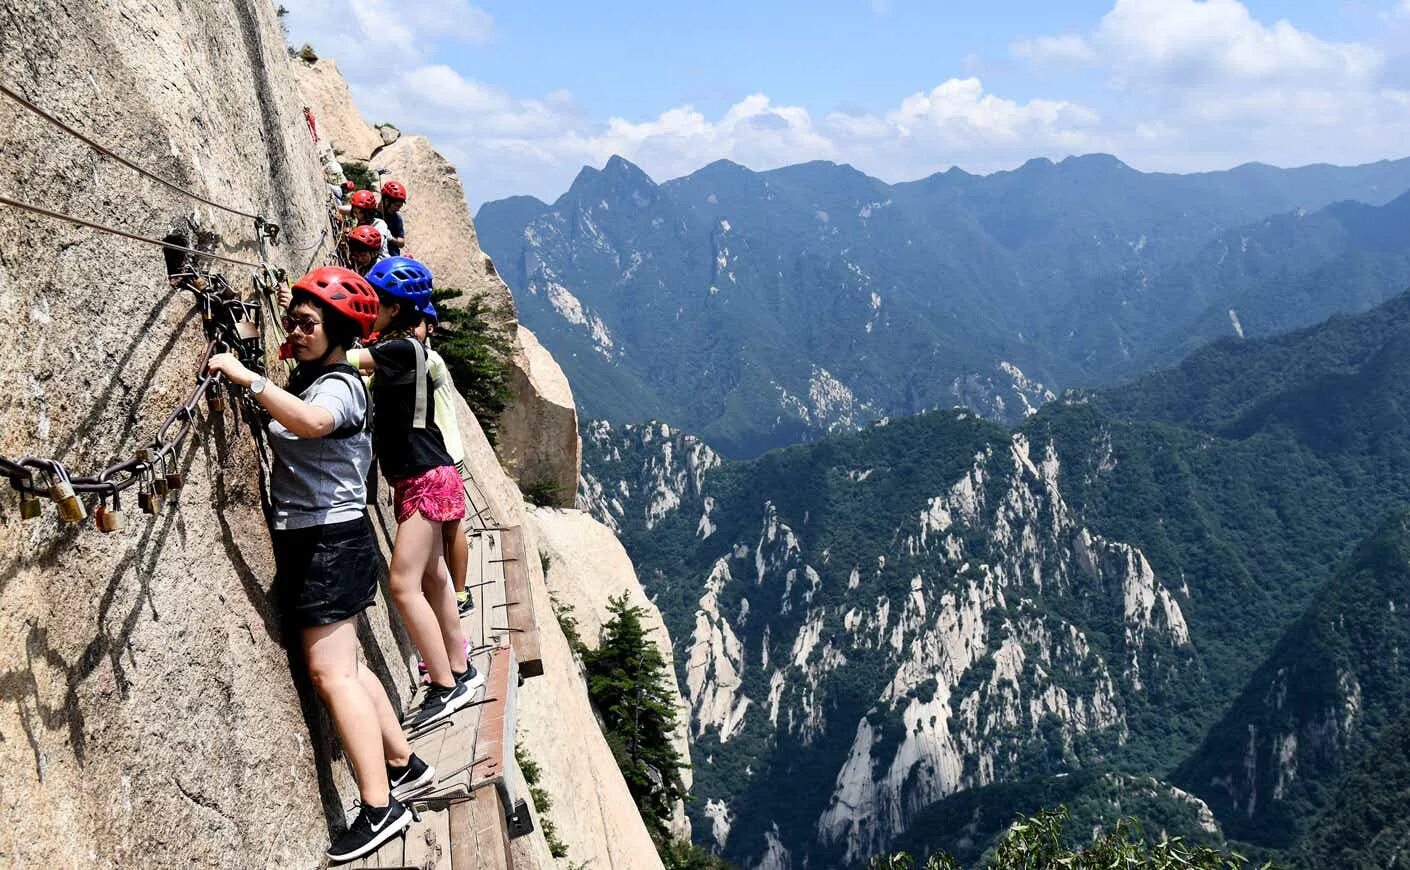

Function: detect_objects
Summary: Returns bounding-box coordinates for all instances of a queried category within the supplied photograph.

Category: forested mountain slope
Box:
[579,288,1410,866]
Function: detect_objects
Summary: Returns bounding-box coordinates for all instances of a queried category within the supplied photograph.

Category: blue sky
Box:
[285,0,1410,208]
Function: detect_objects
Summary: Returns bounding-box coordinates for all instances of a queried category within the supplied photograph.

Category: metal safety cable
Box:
[0,193,266,269]
[0,81,264,222]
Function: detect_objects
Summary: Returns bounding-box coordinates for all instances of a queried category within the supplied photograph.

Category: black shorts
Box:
[271,517,379,628]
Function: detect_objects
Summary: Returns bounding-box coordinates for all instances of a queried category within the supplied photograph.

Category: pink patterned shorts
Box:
[389,465,466,524]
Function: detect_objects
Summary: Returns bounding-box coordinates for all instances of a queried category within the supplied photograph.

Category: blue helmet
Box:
[423,301,440,323]
[365,256,433,313]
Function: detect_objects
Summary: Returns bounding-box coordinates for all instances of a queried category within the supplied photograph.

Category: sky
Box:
[283,0,1410,210]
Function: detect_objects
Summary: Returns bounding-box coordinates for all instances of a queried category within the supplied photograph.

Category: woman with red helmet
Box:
[348,188,391,259]
[207,267,434,862]
[345,223,384,275]
[380,180,408,256]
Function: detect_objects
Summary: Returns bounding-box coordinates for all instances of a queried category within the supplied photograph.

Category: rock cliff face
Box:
[500,327,580,508]
[0,3,659,868]
[291,56,384,161]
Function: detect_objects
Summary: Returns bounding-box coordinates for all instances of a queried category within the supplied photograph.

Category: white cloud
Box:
[285,0,1410,207]
[1011,34,1095,64]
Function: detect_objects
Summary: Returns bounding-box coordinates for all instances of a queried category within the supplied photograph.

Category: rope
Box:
[0,80,264,222]
[0,193,266,269]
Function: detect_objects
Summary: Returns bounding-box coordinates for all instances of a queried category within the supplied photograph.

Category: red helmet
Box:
[381,180,407,201]
[349,189,378,211]
[347,224,382,250]
[290,267,379,340]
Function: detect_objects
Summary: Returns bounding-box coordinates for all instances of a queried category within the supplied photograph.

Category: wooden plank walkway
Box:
[342,525,527,868]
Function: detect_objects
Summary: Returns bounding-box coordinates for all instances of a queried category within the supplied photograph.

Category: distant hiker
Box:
[349,189,391,258]
[345,224,383,276]
[356,256,483,729]
[206,267,435,863]
[380,180,408,257]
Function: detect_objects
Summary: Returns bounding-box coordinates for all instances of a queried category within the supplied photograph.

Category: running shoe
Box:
[388,753,436,801]
[405,680,471,730]
[456,589,474,615]
[326,797,411,863]
[453,662,486,696]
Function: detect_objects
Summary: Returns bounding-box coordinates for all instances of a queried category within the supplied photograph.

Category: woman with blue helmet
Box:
[355,257,482,729]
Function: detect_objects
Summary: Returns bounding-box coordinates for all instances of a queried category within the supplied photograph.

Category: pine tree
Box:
[581,593,689,838]
[428,287,514,444]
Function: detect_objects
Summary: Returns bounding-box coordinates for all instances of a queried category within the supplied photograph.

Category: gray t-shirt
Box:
[268,371,372,530]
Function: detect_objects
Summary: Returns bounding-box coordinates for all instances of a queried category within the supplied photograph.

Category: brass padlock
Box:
[138,467,161,515]
[152,474,169,498]
[48,467,87,524]
[95,491,123,533]
[207,384,226,414]
[18,491,41,520]
[164,453,184,494]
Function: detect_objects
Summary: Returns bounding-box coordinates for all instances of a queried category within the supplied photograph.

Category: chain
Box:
[1,266,270,529]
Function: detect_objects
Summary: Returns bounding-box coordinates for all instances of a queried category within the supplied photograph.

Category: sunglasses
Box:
[282,315,322,335]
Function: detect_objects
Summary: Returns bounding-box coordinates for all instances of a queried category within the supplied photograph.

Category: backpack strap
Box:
[408,339,430,430]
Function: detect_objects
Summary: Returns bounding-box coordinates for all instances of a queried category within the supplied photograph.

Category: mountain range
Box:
[576,289,1410,867]
[478,153,1410,457]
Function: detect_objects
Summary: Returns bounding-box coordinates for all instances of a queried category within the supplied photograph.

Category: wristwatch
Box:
[249,376,268,395]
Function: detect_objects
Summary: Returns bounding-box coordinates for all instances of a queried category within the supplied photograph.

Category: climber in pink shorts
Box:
[390,464,463,524]
[359,257,484,731]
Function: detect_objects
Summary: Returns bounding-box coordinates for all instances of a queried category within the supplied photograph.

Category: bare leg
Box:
[421,529,470,673]
[355,666,413,767]
[304,620,390,805]
[442,518,469,596]
[389,513,454,686]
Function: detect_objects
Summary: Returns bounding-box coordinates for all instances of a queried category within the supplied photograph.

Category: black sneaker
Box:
[456,589,474,615]
[388,753,436,801]
[326,797,411,863]
[453,663,486,696]
[406,680,470,730]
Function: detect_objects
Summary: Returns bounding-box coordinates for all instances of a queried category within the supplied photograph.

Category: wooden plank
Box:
[401,806,451,870]
[470,645,517,793]
[462,788,512,870]
[447,802,475,870]
[495,526,543,677]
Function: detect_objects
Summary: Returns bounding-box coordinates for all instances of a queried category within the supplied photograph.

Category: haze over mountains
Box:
[477,153,1410,457]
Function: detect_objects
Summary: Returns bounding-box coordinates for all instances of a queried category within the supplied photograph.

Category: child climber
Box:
[359,256,483,728]
[349,189,391,259]
[207,267,435,863]
[380,180,407,256]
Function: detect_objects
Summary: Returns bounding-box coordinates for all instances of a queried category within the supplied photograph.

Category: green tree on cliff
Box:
[581,593,689,838]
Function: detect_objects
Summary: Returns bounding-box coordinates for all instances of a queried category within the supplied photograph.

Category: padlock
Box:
[47,466,87,524]
[207,383,226,414]
[18,490,41,520]
[95,491,123,533]
[138,468,161,516]
[152,474,169,498]
[163,452,184,494]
